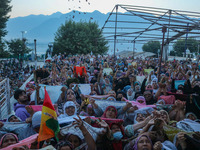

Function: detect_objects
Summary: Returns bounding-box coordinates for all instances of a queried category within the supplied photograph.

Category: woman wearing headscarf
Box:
[136,96,146,105]
[62,116,96,150]
[127,88,135,101]
[7,114,21,122]
[56,141,74,150]
[57,89,80,114]
[58,101,78,118]
[102,106,118,119]
[0,133,19,148]
[99,121,127,150]
[56,86,68,114]
[133,134,153,150]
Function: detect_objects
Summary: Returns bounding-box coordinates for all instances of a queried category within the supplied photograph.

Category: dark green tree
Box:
[53,20,108,55]
[7,39,32,59]
[172,38,199,57]
[0,0,12,57]
[142,41,161,55]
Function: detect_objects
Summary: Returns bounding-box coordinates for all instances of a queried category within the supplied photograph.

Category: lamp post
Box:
[21,31,27,40]
[34,39,37,70]
[48,43,53,57]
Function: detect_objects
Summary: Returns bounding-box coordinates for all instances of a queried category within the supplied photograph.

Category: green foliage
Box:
[53,20,108,55]
[142,41,161,55]
[0,0,12,57]
[6,39,32,59]
[172,38,199,57]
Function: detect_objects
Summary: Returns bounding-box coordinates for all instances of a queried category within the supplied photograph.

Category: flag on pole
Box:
[38,88,60,142]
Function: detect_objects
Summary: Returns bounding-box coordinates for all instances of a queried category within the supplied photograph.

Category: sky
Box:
[10,0,200,18]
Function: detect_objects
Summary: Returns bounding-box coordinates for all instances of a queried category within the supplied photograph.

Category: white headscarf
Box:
[127,88,135,101]
[59,101,77,118]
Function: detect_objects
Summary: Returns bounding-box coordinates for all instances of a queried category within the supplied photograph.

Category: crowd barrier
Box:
[0,78,11,120]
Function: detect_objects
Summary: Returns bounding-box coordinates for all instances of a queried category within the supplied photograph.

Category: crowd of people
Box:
[0,53,200,150]
[0,59,34,96]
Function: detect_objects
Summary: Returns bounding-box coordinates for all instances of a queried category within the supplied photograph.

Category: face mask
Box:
[113,131,123,140]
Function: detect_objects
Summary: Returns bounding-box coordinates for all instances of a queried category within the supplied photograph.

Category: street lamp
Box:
[21,31,27,40]
[48,43,53,57]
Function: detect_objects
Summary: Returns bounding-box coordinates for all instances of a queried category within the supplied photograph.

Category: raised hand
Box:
[73,115,84,129]
[153,141,162,150]
[97,118,108,128]
[89,98,95,105]
[25,106,35,116]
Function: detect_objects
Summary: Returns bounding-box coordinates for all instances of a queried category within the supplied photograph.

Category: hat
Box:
[32,111,42,129]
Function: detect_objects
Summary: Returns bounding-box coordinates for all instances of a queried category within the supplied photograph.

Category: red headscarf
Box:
[109,123,125,150]
[102,106,117,118]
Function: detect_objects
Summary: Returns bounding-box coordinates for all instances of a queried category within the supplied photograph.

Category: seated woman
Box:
[59,101,78,118]
[102,106,117,119]
[7,114,21,122]
[57,88,80,114]
[136,96,146,105]
[61,116,96,150]
[56,141,74,150]
[0,133,19,148]
[80,104,95,117]
[99,122,127,150]
[133,134,153,150]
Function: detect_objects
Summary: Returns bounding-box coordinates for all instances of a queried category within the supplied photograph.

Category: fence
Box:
[0,78,11,120]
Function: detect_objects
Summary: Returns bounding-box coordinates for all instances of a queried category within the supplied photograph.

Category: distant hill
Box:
[5,10,152,55]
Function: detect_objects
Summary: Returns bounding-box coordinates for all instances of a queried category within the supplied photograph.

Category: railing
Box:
[0,78,11,120]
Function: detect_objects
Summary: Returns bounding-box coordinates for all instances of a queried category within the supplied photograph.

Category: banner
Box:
[132,62,137,67]
[73,66,86,76]
[175,80,185,89]
[136,76,145,84]
[144,69,154,74]
[73,84,91,95]
[58,115,86,124]
[1,134,38,150]
[30,84,63,104]
[103,68,113,75]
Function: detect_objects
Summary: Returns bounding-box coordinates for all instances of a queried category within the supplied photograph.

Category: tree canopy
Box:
[7,39,32,59]
[142,41,160,55]
[172,38,199,57]
[0,0,12,57]
[53,20,108,55]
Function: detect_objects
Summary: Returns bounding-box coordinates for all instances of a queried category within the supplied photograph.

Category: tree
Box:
[142,41,161,55]
[7,39,32,59]
[172,38,199,57]
[53,20,108,55]
[0,0,12,57]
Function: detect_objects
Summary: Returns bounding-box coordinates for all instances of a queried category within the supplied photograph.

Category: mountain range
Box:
[6,10,171,55]
[5,10,113,54]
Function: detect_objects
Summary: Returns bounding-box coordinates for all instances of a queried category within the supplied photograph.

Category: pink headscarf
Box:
[136,96,146,105]
[102,106,117,118]
[0,133,18,148]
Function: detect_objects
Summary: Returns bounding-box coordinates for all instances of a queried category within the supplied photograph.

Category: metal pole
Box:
[158,27,167,81]
[34,39,37,70]
[184,23,189,57]
[133,40,135,59]
[114,5,118,58]
[166,10,171,60]
[198,44,200,63]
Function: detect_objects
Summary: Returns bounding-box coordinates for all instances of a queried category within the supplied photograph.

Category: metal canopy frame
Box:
[101,4,200,58]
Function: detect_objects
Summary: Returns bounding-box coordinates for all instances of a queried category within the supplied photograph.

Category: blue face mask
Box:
[113,131,123,140]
